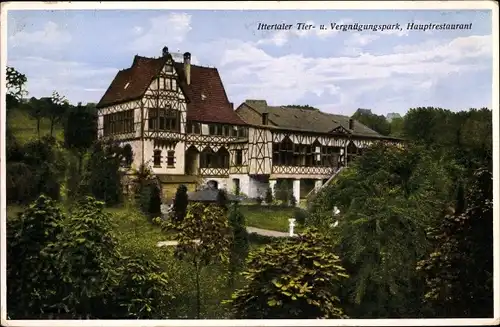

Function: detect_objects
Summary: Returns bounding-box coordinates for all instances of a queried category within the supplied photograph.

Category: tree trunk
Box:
[195,260,201,319]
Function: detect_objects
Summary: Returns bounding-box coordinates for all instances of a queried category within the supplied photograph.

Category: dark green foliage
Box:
[308,143,453,318]
[122,144,133,167]
[154,202,232,318]
[64,103,98,174]
[6,66,28,117]
[352,108,391,136]
[289,194,297,207]
[172,184,189,223]
[6,136,66,204]
[80,140,123,206]
[227,203,250,286]
[293,208,309,226]
[134,164,162,218]
[7,195,66,318]
[225,229,349,319]
[7,195,175,319]
[265,187,274,204]
[417,167,493,318]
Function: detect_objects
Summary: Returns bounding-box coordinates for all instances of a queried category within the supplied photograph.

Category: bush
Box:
[225,229,349,319]
[293,208,308,226]
[265,187,274,204]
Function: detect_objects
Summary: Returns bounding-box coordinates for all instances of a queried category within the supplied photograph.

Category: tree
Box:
[7,195,66,318]
[307,143,454,318]
[6,66,28,113]
[7,195,175,319]
[23,97,52,139]
[227,203,249,287]
[154,202,232,318]
[417,167,493,318]
[352,109,391,136]
[48,91,70,137]
[64,103,98,175]
[225,229,349,319]
[80,140,123,206]
[265,187,274,204]
[172,184,189,223]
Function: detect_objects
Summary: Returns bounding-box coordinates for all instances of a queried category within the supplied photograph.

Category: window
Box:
[231,126,238,137]
[209,124,215,135]
[153,150,162,167]
[222,125,231,136]
[235,149,243,166]
[148,108,180,132]
[237,127,247,138]
[187,121,201,134]
[165,65,173,73]
[167,150,175,167]
[200,148,230,169]
[103,109,134,136]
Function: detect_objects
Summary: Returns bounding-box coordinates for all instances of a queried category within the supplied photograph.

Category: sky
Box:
[5,6,494,116]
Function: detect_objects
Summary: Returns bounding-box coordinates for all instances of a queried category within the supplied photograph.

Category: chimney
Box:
[349,118,354,130]
[262,113,269,125]
[183,52,191,85]
[162,46,169,57]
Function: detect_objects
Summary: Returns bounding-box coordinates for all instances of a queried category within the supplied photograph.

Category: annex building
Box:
[96,46,402,202]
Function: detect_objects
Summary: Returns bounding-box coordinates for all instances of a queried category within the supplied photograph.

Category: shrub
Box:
[293,208,308,226]
[265,187,274,204]
[225,229,349,319]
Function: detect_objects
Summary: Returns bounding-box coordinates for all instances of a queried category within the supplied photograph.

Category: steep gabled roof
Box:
[97,54,246,125]
[241,100,382,138]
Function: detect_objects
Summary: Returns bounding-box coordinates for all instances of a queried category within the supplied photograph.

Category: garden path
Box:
[156,226,289,247]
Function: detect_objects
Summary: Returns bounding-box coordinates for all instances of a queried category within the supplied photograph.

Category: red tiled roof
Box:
[97,54,246,126]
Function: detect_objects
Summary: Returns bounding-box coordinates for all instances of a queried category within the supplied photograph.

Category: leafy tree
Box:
[47,91,70,136]
[7,195,175,319]
[265,187,274,204]
[225,229,349,319]
[154,202,232,318]
[80,140,123,205]
[23,97,52,139]
[6,66,28,113]
[64,103,98,175]
[172,184,189,223]
[389,116,404,137]
[417,167,493,318]
[133,164,162,218]
[352,109,391,136]
[308,143,454,318]
[6,136,66,204]
[7,195,66,318]
[227,203,249,287]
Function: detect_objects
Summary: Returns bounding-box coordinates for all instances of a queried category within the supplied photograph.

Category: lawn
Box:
[7,108,64,144]
[240,204,305,233]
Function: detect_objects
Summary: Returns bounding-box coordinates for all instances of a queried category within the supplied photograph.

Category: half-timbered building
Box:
[96,46,402,203]
[96,47,249,200]
[235,100,403,201]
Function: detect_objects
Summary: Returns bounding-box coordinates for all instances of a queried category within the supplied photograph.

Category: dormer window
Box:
[124,82,130,89]
[165,65,173,73]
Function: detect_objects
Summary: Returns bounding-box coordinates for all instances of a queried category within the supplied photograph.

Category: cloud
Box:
[128,13,192,54]
[9,20,72,48]
[215,34,491,113]
[8,56,119,104]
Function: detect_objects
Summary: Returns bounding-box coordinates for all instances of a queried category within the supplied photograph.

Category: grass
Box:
[240,204,305,233]
[7,108,64,144]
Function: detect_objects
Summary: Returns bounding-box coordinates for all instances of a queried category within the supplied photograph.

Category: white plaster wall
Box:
[143,139,186,175]
[228,174,250,195]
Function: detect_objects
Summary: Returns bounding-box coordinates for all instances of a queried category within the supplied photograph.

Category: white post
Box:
[288,218,296,237]
[292,179,300,205]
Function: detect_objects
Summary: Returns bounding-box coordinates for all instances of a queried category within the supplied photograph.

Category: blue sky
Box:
[6,7,493,116]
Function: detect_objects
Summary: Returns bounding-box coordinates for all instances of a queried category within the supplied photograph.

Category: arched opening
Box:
[207,180,219,189]
[122,143,133,168]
